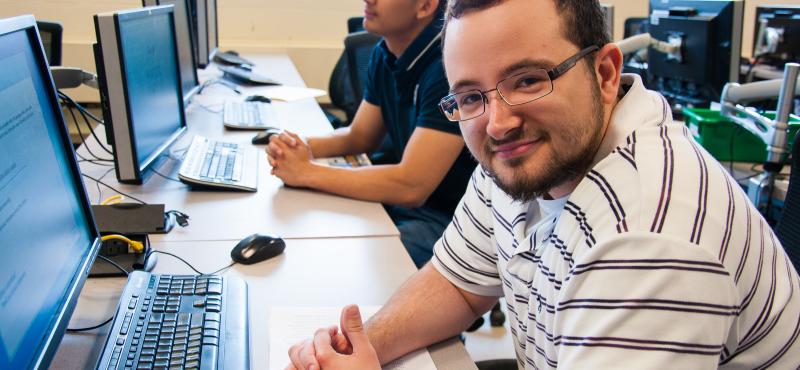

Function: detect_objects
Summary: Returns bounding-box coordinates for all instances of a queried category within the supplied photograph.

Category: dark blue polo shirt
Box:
[363,17,476,216]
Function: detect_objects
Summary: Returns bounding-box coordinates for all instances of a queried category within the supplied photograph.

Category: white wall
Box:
[0,0,793,102]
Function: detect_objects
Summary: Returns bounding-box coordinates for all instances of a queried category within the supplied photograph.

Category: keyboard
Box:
[223,101,280,130]
[95,271,249,370]
[178,136,259,191]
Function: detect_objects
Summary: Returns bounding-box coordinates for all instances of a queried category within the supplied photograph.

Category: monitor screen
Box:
[143,0,200,102]
[647,0,743,110]
[117,9,186,168]
[192,0,218,67]
[0,15,99,369]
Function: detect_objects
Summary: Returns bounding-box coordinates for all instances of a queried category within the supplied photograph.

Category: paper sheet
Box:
[262,86,327,102]
[269,306,437,370]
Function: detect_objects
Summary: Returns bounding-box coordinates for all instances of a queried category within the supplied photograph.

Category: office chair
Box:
[344,31,381,105]
[347,16,365,33]
[775,130,800,272]
[324,17,368,128]
[36,21,63,66]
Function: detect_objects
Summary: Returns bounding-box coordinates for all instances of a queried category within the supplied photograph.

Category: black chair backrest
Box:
[347,16,364,34]
[776,130,800,272]
[36,21,63,66]
[328,53,358,124]
[344,31,381,104]
[623,17,648,39]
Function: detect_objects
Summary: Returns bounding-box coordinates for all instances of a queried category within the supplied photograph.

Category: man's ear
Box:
[594,43,623,105]
[417,0,440,20]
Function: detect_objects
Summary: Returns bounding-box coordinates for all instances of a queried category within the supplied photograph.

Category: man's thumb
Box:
[340,304,369,349]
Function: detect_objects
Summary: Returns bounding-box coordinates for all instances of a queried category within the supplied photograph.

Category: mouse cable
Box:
[147,250,235,276]
[150,167,183,183]
[81,173,147,204]
[95,254,131,276]
[66,255,129,332]
[58,91,113,157]
[66,316,114,333]
[197,78,240,95]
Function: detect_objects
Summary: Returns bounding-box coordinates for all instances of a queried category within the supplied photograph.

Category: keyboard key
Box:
[200,345,219,370]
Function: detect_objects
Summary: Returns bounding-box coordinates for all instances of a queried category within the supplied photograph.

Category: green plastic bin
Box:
[683,108,800,163]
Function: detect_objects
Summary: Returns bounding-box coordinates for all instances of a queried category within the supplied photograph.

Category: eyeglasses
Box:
[438,45,599,122]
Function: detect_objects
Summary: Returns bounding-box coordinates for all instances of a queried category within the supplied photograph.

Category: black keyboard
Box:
[95,271,249,370]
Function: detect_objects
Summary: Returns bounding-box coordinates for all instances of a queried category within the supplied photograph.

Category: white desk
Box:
[51,237,477,370]
[78,52,399,241]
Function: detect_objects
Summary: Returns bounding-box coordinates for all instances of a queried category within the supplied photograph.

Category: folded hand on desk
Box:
[267,130,315,187]
[285,305,380,370]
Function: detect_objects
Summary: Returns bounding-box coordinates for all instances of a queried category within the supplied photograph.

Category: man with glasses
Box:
[285,0,800,369]
[267,0,476,269]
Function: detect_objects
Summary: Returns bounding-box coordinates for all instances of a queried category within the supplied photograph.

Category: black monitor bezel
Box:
[752,5,800,66]
[0,14,101,369]
[646,0,742,108]
[114,6,188,181]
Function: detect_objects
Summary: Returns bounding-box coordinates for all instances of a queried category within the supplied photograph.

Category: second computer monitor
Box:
[753,5,800,68]
[647,0,743,111]
[193,0,218,68]
[94,6,187,184]
[143,0,201,104]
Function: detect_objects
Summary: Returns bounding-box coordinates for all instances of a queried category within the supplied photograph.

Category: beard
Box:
[481,81,606,202]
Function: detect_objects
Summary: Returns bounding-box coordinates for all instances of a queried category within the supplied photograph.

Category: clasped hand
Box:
[266,130,315,187]
[284,305,380,370]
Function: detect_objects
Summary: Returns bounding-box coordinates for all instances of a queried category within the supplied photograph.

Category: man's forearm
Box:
[364,264,495,365]
[302,163,432,207]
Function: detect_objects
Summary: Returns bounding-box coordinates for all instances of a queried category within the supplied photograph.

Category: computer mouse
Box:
[251,127,283,145]
[230,233,285,265]
[244,95,271,103]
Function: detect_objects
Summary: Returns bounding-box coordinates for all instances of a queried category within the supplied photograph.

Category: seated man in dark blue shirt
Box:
[267,0,475,267]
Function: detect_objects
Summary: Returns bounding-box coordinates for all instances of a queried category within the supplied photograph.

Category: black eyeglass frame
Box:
[439,45,600,122]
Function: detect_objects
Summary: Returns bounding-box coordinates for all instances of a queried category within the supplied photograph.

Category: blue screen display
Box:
[118,12,184,166]
[0,28,94,368]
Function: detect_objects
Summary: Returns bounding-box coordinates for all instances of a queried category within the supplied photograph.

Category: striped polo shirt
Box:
[432,75,800,369]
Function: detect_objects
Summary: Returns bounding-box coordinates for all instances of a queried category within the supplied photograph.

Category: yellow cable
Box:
[100,234,144,252]
[101,195,124,205]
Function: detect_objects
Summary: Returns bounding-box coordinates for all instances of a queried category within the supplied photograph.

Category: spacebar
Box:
[200,345,218,370]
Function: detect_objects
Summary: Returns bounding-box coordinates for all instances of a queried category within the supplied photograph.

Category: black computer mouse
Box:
[230,233,285,265]
[244,95,271,103]
[251,127,283,145]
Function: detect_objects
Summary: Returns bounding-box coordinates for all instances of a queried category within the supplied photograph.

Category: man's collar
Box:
[592,73,670,166]
[379,17,443,73]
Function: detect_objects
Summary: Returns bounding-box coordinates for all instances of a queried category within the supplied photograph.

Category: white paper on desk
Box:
[262,86,327,102]
[269,306,437,370]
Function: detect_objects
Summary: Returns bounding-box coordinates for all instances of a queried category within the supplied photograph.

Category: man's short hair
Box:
[444,0,611,53]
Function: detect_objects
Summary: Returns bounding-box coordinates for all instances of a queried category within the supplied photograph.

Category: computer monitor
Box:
[601,4,614,40]
[647,0,743,111]
[0,14,101,369]
[94,6,187,184]
[142,0,201,104]
[752,5,800,68]
[192,0,218,68]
